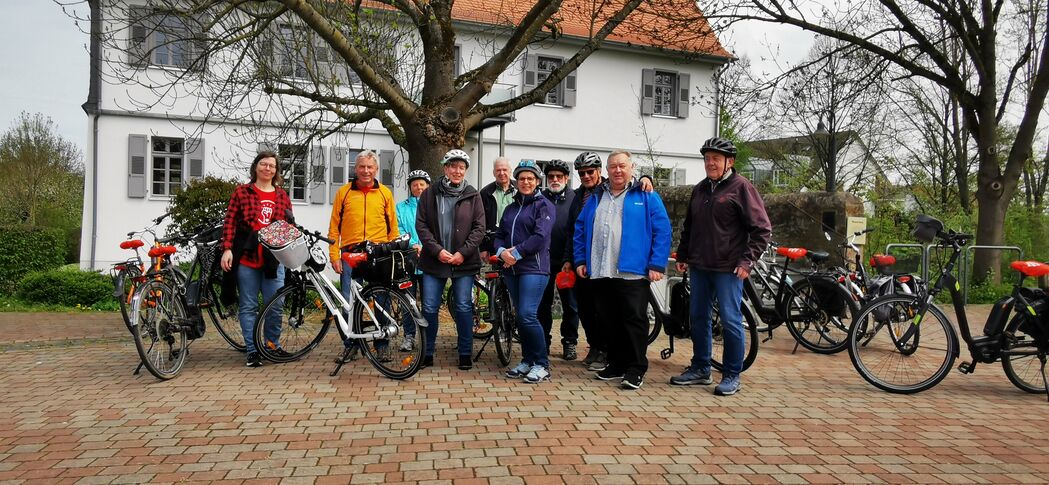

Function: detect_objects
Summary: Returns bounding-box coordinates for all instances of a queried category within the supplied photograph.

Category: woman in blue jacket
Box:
[395,170,430,352]
[494,160,555,383]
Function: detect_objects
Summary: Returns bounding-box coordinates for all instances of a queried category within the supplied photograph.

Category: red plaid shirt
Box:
[222,184,293,267]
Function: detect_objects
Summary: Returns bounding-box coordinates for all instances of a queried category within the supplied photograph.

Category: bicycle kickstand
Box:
[791,339,801,354]
[329,345,358,377]
[473,334,491,363]
[1039,353,1049,403]
[133,362,143,375]
[762,328,774,344]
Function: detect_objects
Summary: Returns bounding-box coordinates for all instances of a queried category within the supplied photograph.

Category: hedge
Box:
[0,226,65,293]
[16,267,114,307]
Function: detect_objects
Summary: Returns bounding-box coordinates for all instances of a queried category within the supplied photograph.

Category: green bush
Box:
[167,176,239,237]
[16,266,114,307]
[0,225,65,293]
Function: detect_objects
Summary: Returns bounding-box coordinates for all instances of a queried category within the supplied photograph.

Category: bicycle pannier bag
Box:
[353,248,417,285]
[1017,287,1049,344]
[258,220,309,270]
[982,295,1015,337]
[182,280,207,340]
[665,279,692,339]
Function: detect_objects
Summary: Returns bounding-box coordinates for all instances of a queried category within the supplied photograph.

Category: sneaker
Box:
[714,374,742,396]
[581,348,599,366]
[587,352,608,371]
[399,337,415,352]
[621,374,644,390]
[563,343,578,361]
[524,365,550,383]
[272,347,293,359]
[505,361,530,378]
[458,355,473,370]
[670,366,713,386]
[246,352,262,368]
[594,367,625,381]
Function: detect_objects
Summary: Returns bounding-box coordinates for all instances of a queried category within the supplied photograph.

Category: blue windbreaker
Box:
[494,191,555,275]
[572,183,672,276]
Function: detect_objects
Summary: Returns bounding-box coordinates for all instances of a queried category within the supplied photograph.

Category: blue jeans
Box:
[237,264,285,354]
[689,268,745,376]
[503,273,550,368]
[420,273,473,358]
[340,262,388,350]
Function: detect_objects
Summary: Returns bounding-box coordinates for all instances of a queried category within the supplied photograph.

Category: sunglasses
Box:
[577,169,599,176]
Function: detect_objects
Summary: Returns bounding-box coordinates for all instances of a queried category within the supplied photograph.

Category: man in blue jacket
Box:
[573,150,672,390]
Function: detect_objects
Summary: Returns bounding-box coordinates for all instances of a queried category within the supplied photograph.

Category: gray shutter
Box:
[677,72,690,118]
[564,70,577,107]
[672,168,686,186]
[641,69,655,116]
[310,145,326,204]
[379,150,395,185]
[128,134,148,198]
[330,147,346,203]
[190,13,210,72]
[185,137,205,183]
[257,141,277,154]
[522,53,538,91]
[454,44,462,77]
[128,6,150,67]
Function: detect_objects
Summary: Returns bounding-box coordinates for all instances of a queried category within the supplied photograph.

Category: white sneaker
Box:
[399,337,414,352]
[506,361,530,378]
[523,365,550,384]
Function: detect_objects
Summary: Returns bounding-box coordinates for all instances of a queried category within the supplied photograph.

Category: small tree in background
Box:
[166,176,239,237]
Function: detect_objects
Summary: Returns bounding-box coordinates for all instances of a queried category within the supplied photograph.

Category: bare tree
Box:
[688,0,1049,280]
[82,0,724,179]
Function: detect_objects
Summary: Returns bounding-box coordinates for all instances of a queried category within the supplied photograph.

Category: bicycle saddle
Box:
[806,251,830,263]
[776,247,808,260]
[120,239,145,249]
[869,254,896,268]
[147,245,177,257]
[1010,260,1049,278]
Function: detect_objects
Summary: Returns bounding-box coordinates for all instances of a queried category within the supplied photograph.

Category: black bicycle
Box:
[848,214,1049,397]
[471,255,516,366]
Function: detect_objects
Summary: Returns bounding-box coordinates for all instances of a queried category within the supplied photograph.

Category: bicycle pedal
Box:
[957,361,975,374]
[660,348,672,360]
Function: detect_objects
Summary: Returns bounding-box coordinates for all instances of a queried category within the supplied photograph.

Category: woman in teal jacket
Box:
[395,170,430,352]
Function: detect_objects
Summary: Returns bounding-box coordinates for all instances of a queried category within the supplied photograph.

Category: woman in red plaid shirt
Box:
[220,151,294,368]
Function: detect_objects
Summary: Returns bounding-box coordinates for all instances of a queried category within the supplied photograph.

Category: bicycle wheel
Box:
[355,285,425,379]
[130,280,189,380]
[1002,314,1049,394]
[645,293,663,345]
[115,265,142,331]
[847,296,957,393]
[493,283,515,366]
[711,299,759,373]
[785,277,857,354]
[469,281,494,339]
[203,276,245,352]
[254,280,331,363]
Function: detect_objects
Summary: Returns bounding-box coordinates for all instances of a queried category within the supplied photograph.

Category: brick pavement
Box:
[2,306,1048,484]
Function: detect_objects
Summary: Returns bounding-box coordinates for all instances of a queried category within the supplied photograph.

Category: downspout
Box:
[81,0,102,269]
[714,64,722,137]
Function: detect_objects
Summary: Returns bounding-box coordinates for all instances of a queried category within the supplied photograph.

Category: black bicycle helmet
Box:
[574,151,602,170]
[407,169,431,185]
[544,159,571,175]
[700,137,737,157]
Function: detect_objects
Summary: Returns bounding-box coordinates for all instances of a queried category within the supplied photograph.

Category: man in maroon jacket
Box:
[672,137,771,396]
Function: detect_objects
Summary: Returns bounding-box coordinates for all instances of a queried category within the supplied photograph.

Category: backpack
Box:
[664,279,692,339]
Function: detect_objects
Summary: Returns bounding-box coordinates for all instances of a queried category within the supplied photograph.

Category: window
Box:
[277,24,310,79]
[280,144,308,201]
[129,7,202,70]
[653,71,677,116]
[151,138,184,196]
[773,168,788,187]
[537,56,563,105]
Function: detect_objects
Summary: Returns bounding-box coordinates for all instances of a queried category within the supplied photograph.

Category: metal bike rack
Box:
[885,243,929,281]
[961,245,1023,304]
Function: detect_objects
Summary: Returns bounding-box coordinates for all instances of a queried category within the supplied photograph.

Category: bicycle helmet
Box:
[700,137,737,157]
[406,169,431,185]
[544,159,571,176]
[574,151,602,170]
[442,149,471,167]
[513,159,542,180]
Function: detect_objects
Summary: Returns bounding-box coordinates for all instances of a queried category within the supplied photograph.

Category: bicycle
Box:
[471,255,516,366]
[847,214,1049,398]
[830,228,922,306]
[649,257,760,372]
[252,221,426,379]
[112,212,170,331]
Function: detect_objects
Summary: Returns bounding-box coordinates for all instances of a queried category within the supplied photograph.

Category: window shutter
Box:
[190,13,210,72]
[185,137,205,183]
[128,6,151,67]
[310,145,326,204]
[128,134,148,198]
[641,69,655,116]
[564,70,577,107]
[453,44,462,77]
[257,142,277,154]
[672,168,686,186]
[677,72,691,118]
[522,53,538,91]
[379,150,395,185]
[330,147,346,203]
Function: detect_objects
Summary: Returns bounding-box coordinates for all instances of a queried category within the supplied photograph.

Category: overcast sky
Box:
[0,2,810,156]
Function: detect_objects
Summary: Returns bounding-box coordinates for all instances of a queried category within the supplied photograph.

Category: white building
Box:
[80,1,731,269]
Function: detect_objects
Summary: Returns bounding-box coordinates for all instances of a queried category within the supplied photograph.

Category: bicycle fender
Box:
[403,294,428,327]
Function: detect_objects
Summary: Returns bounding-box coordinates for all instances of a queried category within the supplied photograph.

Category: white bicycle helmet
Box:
[407,169,431,184]
[442,149,471,167]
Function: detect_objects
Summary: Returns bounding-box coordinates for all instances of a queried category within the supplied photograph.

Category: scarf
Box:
[438,176,466,198]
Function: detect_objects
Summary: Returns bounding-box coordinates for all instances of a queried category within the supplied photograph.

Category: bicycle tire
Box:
[130,280,189,380]
[115,265,142,332]
[645,293,663,345]
[204,276,245,352]
[493,283,515,366]
[1001,314,1048,394]
[847,296,957,394]
[254,280,331,363]
[466,280,494,340]
[355,285,426,379]
[785,277,858,354]
[711,300,759,373]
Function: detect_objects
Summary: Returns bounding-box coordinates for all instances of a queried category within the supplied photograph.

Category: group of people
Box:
[220,137,771,395]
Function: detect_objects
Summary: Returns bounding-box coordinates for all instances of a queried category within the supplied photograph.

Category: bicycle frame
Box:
[300,267,426,342]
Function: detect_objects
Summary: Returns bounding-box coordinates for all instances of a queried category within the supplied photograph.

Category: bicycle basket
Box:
[912,214,944,243]
[664,279,692,339]
[354,248,417,285]
[258,220,309,270]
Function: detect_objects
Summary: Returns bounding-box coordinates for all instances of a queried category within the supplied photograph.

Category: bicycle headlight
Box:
[310,245,328,265]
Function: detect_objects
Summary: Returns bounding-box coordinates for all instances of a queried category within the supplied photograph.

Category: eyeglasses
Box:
[517,176,538,183]
[257,162,277,169]
[547,173,567,180]
[577,169,599,177]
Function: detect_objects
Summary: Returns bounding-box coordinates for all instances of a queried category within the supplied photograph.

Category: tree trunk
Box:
[402,106,466,182]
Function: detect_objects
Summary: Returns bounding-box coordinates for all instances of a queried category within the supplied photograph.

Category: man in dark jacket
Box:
[672,137,771,396]
[416,149,487,370]
[479,157,516,257]
[537,159,579,360]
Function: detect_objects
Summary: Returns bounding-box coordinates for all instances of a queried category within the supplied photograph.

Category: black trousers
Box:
[574,276,604,352]
[592,277,649,377]
[537,276,579,347]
